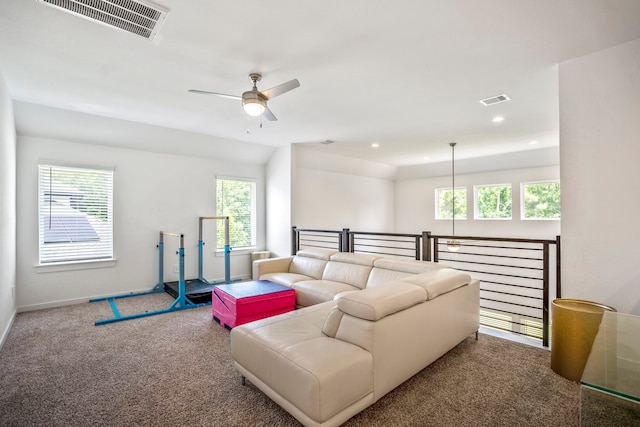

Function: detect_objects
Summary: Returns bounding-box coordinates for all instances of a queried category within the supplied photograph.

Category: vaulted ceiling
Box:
[2,0,640,173]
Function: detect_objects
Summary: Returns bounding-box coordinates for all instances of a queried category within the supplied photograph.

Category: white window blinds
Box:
[38,164,114,264]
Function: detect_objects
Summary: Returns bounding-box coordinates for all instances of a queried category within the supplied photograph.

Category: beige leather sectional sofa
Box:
[230,248,480,427]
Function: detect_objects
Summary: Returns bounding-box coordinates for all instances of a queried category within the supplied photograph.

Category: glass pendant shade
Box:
[447,239,460,251]
[243,99,266,116]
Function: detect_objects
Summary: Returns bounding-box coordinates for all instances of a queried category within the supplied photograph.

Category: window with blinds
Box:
[216,177,256,249]
[38,164,114,264]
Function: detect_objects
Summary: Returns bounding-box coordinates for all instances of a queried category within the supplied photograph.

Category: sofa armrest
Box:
[252,256,294,280]
[335,282,427,321]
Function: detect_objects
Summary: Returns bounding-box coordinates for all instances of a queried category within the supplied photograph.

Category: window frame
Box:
[38,162,114,266]
[474,183,513,220]
[435,186,467,220]
[520,180,561,221]
[215,176,257,251]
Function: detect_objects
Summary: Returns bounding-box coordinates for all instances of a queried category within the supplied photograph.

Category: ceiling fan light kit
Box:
[242,94,266,116]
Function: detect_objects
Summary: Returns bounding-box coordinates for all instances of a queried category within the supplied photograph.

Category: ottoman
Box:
[212,280,295,329]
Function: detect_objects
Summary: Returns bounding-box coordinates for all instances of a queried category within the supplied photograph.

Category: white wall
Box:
[0,70,17,347]
[293,146,395,232]
[265,145,293,257]
[16,136,264,310]
[395,166,561,239]
[560,38,640,315]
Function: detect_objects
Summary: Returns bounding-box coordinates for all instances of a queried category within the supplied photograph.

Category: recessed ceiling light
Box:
[423,156,430,160]
[492,116,505,123]
[529,140,539,145]
[371,143,379,148]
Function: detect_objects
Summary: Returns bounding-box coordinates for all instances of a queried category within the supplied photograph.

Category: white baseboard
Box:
[17,287,153,313]
[15,277,252,314]
[0,309,17,351]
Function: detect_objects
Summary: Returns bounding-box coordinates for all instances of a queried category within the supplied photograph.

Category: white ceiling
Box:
[2,0,640,173]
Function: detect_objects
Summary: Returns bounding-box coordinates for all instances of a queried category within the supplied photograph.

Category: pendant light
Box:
[447,142,460,252]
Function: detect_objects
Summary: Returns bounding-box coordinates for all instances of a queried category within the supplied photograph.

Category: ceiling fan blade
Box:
[263,107,277,121]
[188,89,241,100]
[261,79,300,100]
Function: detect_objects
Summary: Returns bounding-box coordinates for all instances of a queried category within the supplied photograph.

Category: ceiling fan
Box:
[188,73,300,121]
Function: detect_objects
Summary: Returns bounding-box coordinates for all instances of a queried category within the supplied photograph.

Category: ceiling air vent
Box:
[36,0,168,41]
[479,94,511,106]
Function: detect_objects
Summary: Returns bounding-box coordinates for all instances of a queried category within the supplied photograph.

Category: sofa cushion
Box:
[289,255,328,280]
[293,280,360,307]
[336,282,427,321]
[401,269,471,300]
[329,252,380,266]
[365,267,416,288]
[322,260,373,290]
[296,248,337,260]
[260,272,312,288]
[321,306,344,337]
[231,303,374,424]
[372,258,448,274]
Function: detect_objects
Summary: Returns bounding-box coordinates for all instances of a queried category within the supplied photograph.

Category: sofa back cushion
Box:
[365,258,448,288]
[321,253,379,289]
[336,282,427,321]
[365,268,416,288]
[401,269,471,300]
[289,249,336,279]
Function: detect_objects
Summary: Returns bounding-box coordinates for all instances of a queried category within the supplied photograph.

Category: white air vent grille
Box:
[479,94,511,106]
[36,0,168,40]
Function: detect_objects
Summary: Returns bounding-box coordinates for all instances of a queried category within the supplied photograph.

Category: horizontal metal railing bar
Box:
[298,233,340,238]
[299,237,340,244]
[350,231,422,238]
[353,249,416,258]
[437,243,545,252]
[295,228,344,234]
[436,258,545,271]
[481,296,542,310]
[299,244,340,250]
[353,243,416,250]
[480,298,541,312]
[480,279,543,291]
[432,251,544,262]
[481,289,543,301]
[433,235,557,245]
[354,235,418,241]
[441,266,543,281]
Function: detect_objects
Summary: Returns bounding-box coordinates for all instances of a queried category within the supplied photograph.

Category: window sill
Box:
[214,248,255,256]
[35,258,117,273]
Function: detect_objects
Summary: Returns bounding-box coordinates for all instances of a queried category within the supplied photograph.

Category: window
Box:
[435,187,467,220]
[475,184,512,219]
[521,181,561,220]
[38,164,113,264]
[216,177,256,249]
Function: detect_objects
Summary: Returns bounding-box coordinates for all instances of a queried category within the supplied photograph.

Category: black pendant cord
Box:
[450,142,456,237]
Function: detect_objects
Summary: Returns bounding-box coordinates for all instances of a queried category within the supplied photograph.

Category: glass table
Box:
[580,311,640,426]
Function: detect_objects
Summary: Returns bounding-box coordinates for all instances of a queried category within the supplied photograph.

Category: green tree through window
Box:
[437,187,467,219]
[216,178,256,248]
[475,184,512,219]
[522,181,561,219]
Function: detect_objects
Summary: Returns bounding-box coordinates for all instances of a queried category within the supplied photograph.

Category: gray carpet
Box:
[0,293,580,426]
